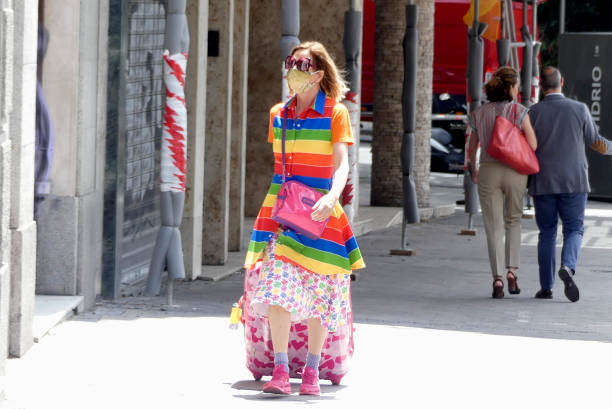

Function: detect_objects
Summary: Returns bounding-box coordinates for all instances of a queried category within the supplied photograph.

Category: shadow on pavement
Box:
[230,380,343,402]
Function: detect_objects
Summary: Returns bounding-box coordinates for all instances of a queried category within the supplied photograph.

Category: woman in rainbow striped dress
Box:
[243,41,365,396]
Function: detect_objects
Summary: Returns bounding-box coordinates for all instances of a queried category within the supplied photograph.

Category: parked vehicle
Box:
[431,93,467,173]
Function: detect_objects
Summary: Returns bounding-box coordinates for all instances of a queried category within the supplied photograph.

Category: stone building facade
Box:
[1,0,39,399]
[0,1,15,398]
[1,0,436,400]
[36,0,109,314]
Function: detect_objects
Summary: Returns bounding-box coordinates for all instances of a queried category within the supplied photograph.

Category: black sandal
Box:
[492,278,504,299]
[507,271,521,295]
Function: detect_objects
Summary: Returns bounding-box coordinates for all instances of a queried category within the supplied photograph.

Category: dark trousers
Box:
[533,193,587,290]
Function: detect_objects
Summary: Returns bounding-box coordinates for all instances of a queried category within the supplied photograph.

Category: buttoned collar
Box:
[283,90,326,115]
[313,90,326,114]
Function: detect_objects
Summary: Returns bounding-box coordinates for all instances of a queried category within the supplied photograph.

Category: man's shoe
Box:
[299,367,321,396]
[263,365,292,395]
[559,266,580,302]
[535,289,553,299]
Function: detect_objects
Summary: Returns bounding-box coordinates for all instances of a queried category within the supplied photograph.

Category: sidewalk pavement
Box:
[4,174,612,408]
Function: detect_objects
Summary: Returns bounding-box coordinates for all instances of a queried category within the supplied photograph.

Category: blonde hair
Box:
[290,41,349,101]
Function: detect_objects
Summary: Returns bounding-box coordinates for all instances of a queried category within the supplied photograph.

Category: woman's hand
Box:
[311,193,337,222]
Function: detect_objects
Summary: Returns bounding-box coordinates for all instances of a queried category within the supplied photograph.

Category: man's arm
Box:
[591,137,611,155]
[583,105,612,155]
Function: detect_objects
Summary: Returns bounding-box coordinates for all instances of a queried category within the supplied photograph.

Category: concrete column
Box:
[8,0,38,358]
[0,139,10,397]
[300,1,347,67]
[37,0,108,309]
[0,0,15,395]
[93,0,110,295]
[371,0,432,208]
[37,1,79,297]
[181,0,208,279]
[244,1,281,217]
[203,0,233,264]
[228,0,249,252]
[413,0,433,208]
[75,0,107,308]
[372,0,406,207]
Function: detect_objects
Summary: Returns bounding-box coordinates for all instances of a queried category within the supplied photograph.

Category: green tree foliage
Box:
[539,0,612,67]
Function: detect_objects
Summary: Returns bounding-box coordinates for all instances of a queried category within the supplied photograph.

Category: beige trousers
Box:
[477,161,527,278]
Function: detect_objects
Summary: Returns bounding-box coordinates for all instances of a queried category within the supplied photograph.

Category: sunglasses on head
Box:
[285,56,316,72]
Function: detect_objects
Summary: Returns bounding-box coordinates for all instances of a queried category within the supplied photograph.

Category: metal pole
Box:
[391,2,419,255]
[500,0,506,39]
[505,0,520,70]
[520,0,533,106]
[167,279,174,306]
[401,3,420,227]
[497,0,510,66]
[280,0,300,101]
[531,0,541,104]
[532,0,537,39]
[560,0,566,34]
[147,0,189,301]
[342,2,362,224]
[461,0,486,236]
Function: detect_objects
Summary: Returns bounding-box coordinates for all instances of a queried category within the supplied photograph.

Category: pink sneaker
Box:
[262,365,291,395]
[299,367,320,396]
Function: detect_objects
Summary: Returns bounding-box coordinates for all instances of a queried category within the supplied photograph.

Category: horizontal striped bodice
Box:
[244,91,365,275]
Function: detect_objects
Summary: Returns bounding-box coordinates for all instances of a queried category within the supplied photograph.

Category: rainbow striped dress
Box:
[244,91,365,276]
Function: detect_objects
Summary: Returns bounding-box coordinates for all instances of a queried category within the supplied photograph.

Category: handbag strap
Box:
[510,102,518,125]
[498,102,519,124]
[281,104,289,185]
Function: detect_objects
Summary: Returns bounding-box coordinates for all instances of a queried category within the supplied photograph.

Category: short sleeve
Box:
[514,103,529,129]
[268,103,283,143]
[331,103,354,145]
[468,111,478,133]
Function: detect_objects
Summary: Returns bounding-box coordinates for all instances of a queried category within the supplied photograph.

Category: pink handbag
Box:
[271,107,329,240]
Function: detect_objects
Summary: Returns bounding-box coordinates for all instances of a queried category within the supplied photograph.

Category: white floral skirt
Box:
[250,233,351,333]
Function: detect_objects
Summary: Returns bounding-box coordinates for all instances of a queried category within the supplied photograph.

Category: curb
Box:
[361,203,457,235]
[198,203,457,282]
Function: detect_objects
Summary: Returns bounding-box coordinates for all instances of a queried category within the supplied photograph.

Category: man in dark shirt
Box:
[528,67,612,302]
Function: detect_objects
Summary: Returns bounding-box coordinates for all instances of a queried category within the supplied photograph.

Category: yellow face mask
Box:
[287,68,319,94]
